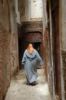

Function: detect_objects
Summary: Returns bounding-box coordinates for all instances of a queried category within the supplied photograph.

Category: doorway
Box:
[33,42,41,55]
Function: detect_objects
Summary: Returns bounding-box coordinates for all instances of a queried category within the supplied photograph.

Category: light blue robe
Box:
[22,49,43,83]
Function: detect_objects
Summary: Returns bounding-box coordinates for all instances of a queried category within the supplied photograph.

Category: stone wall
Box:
[0,0,10,32]
[10,32,19,77]
[61,0,66,51]
[18,0,43,21]
[62,51,66,99]
[0,0,19,99]
[9,0,19,76]
[0,1,10,99]
[60,0,66,99]
[0,23,11,100]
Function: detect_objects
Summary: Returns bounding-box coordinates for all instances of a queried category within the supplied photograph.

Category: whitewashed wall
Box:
[20,0,43,21]
[30,0,43,19]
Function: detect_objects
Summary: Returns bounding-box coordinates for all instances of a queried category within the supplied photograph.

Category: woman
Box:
[22,43,43,85]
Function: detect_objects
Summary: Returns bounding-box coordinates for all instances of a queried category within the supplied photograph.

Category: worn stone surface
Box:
[5,69,51,100]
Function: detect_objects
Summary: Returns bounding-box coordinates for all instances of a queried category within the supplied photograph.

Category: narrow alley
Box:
[5,69,51,100]
[0,0,66,100]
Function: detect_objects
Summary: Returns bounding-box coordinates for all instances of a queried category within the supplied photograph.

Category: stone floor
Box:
[5,69,51,100]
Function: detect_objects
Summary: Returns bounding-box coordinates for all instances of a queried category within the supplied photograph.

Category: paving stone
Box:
[5,69,51,100]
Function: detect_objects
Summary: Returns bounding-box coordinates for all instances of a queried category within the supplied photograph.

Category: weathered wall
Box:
[18,0,43,21]
[0,1,10,99]
[60,0,66,99]
[0,25,11,100]
[61,0,66,51]
[0,0,19,99]
[9,0,19,76]
[10,32,19,76]
[0,0,10,31]
[30,0,43,19]
[60,0,66,80]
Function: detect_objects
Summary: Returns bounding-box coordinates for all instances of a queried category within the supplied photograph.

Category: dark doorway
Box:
[18,21,43,69]
[33,42,41,55]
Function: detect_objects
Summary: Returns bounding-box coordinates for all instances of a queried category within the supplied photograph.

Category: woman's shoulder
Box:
[24,49,27,54]
[34,49,36,51]
[34,49,38,53]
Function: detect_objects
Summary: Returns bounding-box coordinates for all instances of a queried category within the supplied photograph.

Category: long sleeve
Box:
[36,51,43,66]
[22,51,26,65]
